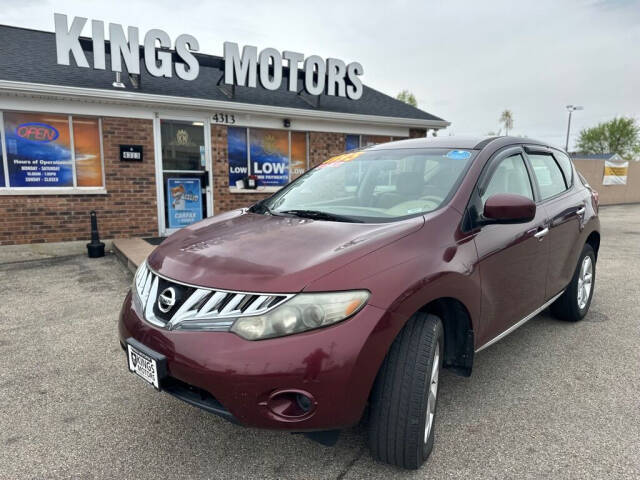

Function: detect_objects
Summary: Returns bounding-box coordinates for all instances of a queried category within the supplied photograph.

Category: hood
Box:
[147,210,424,293]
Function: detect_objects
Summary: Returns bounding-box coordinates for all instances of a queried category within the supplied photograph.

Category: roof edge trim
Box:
[0,80,451,129]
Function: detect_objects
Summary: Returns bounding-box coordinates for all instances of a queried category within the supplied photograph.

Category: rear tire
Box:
[367,312,444,469]
[551,243,596,321]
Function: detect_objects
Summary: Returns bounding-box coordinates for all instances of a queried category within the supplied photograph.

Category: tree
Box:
[499,110,514,136]
[396,90,417,107]
[576,117,640,158]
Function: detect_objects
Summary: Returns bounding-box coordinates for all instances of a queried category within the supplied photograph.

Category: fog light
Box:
[265,389,317,419]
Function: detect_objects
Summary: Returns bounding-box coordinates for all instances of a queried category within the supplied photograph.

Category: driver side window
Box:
[481,154,533,206]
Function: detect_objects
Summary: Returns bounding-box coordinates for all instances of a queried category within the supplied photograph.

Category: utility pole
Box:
[565,105,583,151]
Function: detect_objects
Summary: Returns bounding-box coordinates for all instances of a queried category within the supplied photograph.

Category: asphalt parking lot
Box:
[1,205,639,479]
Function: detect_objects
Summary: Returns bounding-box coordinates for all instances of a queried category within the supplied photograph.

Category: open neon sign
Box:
[16,123,60,142]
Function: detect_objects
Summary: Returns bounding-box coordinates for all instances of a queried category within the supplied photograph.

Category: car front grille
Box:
[133,262,292,331]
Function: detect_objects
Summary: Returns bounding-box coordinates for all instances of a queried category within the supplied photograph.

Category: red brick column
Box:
[308,132,346,167]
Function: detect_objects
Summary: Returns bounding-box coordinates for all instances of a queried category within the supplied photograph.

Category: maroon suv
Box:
[119,136,600,469]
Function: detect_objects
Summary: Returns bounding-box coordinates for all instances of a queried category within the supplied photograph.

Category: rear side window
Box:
[553,151,574,186]
[528,153,567,200]
[481,154,533,205]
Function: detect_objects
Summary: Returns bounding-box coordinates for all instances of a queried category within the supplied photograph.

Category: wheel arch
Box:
[586,230,600,259]
[417,297,474,377]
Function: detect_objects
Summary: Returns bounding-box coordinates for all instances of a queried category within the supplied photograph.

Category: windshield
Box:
[258,148,475,223]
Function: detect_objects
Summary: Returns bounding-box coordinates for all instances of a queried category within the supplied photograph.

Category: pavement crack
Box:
[336,447,365,480]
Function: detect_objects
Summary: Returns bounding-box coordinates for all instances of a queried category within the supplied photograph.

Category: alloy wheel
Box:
[577,256,593,310]
[424,343,440,443]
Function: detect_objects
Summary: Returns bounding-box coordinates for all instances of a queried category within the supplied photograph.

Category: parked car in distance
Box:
[119,136,600,469]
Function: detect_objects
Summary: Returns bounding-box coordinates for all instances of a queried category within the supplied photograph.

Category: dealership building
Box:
[0,19,449,245]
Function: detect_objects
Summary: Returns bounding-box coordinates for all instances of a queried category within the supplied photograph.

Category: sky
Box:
[1,0,639,149]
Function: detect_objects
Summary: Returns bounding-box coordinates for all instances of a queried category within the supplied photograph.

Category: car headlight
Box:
[131,260,149,306]
[231,290,370,340]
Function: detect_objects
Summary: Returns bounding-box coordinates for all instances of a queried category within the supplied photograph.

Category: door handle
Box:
[534,227,549,240]
[576,206,586,216]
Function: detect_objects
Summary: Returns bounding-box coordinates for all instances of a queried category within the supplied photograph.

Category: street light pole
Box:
[565,105,583,152]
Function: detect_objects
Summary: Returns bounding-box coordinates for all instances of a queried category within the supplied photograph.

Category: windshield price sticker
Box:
[445,150,471,160]
[319,151,364,168]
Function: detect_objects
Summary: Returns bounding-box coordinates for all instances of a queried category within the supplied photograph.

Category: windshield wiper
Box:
[279,209,362,223]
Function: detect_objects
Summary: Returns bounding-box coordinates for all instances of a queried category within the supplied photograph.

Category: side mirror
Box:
[483,193,536,223]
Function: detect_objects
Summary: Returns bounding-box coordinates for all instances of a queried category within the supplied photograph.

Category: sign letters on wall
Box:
[54,13,364,100]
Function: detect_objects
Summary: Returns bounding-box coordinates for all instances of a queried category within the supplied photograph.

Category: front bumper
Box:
[118,290,395,431]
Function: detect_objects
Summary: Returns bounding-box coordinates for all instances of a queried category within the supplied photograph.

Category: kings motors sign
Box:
[54,13,364,100]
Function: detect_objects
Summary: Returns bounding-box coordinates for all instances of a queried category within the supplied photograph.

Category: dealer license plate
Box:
[127,343,160,389]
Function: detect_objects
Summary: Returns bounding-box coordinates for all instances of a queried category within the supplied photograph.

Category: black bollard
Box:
[87,210,105,258]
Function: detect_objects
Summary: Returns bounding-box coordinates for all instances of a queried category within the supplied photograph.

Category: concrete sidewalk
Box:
[0,237,155,272]
[0,239,113,265]
[112,238,155,272]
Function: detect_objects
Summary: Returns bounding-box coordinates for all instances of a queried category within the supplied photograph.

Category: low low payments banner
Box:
[602,160,629,185]
[166,178,203,229]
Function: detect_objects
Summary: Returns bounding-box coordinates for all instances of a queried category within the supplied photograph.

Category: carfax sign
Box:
[166,178,203,229]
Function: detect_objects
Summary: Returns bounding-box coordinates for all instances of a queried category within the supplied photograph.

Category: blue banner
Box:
[166,178,203,229]
[227,127,248,187]
[4,113,74,187]
[345,134,360,151]
[249,129,289,187]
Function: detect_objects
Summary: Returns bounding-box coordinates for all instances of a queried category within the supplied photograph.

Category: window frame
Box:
[0,110,106,195]
[229,126,309,193]
[523,148,571,204]
[549,149,574,189]
[464,145,538,231]
[479,152,535,206]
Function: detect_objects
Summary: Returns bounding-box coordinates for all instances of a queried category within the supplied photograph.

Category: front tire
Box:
[367,312,444,469]
[551,243,596,321]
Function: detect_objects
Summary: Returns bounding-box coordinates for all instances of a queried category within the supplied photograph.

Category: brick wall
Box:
[0,117,158,245]
[309,132,347,168]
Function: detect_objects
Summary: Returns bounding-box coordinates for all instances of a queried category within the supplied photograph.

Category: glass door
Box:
[159,119,211,235]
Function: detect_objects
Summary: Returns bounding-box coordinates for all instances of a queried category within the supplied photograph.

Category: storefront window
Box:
[290,131,307,180]
[346,134,360,151]
[73,117,103,187]
[227,127,308,190]
[346,134,398,151]
[250,129,289,187]
[161,121,205,171]
[0,111,104,191]
[4,112,73,187]
[228,127,248,188]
